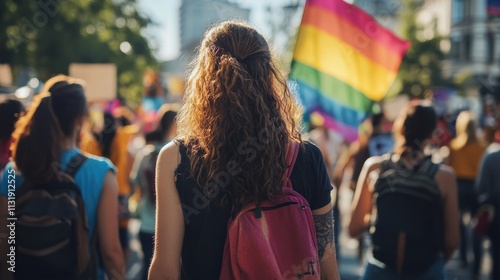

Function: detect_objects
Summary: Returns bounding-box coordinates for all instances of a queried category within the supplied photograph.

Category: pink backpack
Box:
[220,142,320,279]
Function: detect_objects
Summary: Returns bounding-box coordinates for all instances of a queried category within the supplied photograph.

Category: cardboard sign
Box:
[0,64,13,86]
[383,95,409,121]
[69,63,116,102]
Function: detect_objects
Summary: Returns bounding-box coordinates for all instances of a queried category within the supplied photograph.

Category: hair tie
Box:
[210,45,224,56]
[210,44,247,65]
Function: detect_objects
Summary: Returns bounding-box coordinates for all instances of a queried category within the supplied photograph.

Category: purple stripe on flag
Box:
[314,110,359,143]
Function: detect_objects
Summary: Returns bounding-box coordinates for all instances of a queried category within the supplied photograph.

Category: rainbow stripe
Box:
[290,0,410,142]
[488,0,500,16]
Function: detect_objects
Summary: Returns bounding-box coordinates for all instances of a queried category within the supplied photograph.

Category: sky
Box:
[137,0,306,61]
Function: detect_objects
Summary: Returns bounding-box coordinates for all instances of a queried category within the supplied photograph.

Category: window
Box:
[450,37,460,60]
[452,0,464,24]
[464,0,473,22]
[463,33,471,62]
[487,32,495,63]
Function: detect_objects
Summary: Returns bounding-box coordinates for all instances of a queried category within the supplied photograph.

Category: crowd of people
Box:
[0,20,499,280]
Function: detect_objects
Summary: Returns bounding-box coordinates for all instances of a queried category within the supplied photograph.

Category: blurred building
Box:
[353,0,402,33]
[354,0,451,44]
[446,0,500,82]
[180,0,250,54]
[356,0,500,84]
[162,0,250,76]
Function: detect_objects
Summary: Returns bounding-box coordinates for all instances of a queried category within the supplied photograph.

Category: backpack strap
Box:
[62,154,98,279]
[283,142,300,189]
[379,153,394,174]
[422,160,440,178]
[64,153,88,178]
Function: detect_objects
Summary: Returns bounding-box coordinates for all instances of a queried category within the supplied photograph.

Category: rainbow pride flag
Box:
[290,0,410,142]
[488,0,500,16]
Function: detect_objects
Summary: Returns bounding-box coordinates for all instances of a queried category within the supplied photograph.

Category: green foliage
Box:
[0,0,158,105]
[388,0,450,98]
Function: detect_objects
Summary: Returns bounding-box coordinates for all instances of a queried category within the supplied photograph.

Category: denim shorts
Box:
[362,253,446,280]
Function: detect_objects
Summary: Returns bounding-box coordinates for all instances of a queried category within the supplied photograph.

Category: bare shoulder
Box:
[435,164,457,196]
[159,140,180,158]
[435,164,456,180]
[363,155,383,172]
[158,141,181,171]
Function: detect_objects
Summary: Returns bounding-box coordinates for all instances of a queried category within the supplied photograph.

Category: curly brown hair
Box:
[177,20,303,210]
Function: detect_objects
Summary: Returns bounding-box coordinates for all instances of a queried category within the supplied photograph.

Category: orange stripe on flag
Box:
[302,4,402,73]
[293,25,397,101]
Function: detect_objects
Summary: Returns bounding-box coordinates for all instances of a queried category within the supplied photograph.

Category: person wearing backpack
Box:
[148,21,340,280]
[130,104,179,280]
[81,109,137,264]
[349,100,460,280]
[0,75,125,280]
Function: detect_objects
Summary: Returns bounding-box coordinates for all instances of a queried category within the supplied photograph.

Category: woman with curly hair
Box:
[149,21,340,280]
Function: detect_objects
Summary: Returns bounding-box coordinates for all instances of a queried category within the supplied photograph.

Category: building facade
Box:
[354,0,451,39]
[162,0,250,77]
[353,0,402,33]
[179,0,250,54]
[447,0,500,81]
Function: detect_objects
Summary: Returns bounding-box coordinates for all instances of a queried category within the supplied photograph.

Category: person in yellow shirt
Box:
[448,110,486,274]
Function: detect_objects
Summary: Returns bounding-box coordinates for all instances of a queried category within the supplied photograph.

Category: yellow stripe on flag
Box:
[293,25,397,101]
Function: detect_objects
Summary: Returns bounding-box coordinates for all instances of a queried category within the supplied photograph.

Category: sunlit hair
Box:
[451,110,479,150]
[176,20,303,209]
[393,100,437,154]
[11,75,87,184]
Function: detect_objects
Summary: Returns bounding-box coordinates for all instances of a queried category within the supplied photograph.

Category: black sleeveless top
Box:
[175,141,333,280]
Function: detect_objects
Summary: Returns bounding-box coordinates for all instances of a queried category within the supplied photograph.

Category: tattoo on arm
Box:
[313,207,334,260]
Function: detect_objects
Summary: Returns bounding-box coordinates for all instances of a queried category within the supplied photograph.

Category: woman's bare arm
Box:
[312,203,340,280]
[349,156,380,238]
[149,142,184,280]
[434,165,459,261]
[97,171,125,279]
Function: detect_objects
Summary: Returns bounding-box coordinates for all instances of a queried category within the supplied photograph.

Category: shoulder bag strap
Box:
[424,160,440,179]
[283,142,300,189]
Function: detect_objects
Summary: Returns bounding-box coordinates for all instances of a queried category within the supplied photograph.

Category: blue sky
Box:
[137,0,305,61]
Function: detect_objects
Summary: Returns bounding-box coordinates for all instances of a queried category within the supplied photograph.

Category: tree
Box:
[388,0,450,98]
[0,0,158,105]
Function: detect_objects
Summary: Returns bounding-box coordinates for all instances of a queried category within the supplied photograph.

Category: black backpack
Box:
[15,154,97,280]
[371,154,443,277]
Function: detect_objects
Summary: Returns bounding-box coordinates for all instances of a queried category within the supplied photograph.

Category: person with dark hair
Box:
[149,21,340,280]
[95,112,118,158]
[333,112,392,191]
[82,108,137,263]
[0,75,124,279]
[130,103,180,280]
[0,99,24,173]
[332,111,392,260]
[350,100,459,279]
